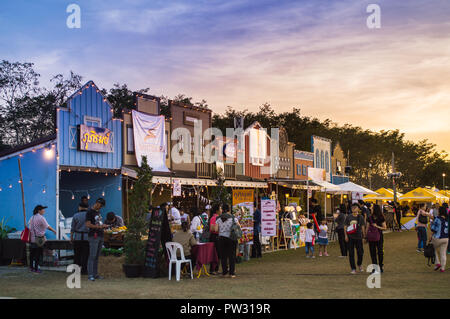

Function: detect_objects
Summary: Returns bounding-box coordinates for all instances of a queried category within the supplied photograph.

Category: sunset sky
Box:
[1,0,449,154]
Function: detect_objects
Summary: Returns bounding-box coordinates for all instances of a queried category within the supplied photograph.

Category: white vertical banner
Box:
[132,110,169,171]
[261,199,277,237]
[172,179,181,197]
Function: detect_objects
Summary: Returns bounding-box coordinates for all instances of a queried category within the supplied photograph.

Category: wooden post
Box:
[17,158,26,228]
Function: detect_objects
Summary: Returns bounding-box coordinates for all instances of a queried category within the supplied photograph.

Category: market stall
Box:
[363,187,403,203]
[399,187,449,205]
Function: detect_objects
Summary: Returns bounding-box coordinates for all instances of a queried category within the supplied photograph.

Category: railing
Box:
[196,162,236,179]
[224,163,236,180]
[196,162,213,178]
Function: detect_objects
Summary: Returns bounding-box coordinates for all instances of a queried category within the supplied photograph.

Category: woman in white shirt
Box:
[190,208,203,240]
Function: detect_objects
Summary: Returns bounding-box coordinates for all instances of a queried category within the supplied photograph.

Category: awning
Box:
[399,187,449,203]
[223,180,268,188]
[121,167,267,188]
[337,182,378,195]
[363,187,403,201]
[310,179,342,192]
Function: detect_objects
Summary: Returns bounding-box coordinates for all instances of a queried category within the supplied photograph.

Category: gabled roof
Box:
[63,80,115,113]
[0,134,56,159]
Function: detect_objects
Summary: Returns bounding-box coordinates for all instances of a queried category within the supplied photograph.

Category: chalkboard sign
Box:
[142,209,171,278]
[282,219,293,238]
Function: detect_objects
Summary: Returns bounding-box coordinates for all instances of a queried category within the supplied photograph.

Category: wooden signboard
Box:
[142,209,171,278]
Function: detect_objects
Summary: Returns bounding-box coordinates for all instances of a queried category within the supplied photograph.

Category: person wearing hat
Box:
[85,198,107,281]
[29,205,56,273]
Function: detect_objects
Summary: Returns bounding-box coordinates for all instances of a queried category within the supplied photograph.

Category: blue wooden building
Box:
[0,81,123,239]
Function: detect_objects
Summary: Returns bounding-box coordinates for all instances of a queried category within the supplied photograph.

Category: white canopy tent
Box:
[337,182,378,195]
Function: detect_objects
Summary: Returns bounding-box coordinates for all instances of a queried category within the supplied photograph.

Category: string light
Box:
[8,184,12,189]
[102,189,105,197]
[130,184,134,190]
[71,193,75,200]
[87,193,91,200]
[0,187,2,192]
[42,185,46,194]
[118,185,121,191]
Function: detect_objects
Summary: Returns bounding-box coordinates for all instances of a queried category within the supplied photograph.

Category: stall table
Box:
[191,242,218,278]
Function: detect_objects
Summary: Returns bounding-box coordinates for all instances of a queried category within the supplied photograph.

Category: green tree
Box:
[123,156,153,265]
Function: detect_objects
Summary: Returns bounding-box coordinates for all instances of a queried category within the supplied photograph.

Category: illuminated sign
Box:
[78,124,113,153]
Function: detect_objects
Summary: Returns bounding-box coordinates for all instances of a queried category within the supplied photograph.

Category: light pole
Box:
[369,163,372,189]
[443,173,446,190]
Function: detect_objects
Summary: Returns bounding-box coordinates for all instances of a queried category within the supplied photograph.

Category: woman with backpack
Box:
[367,204,387,273]
[216,203,241,278]
[416,203,432,253]
[430,207,449,272]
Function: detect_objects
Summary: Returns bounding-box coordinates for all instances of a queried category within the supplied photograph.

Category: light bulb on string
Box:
[0,187,2,192]
[9,184,12,189]
[118,185,121,191]
[42,186,46,194]
[102,189,105,197]
[71,193,75,200]
[130,184,134,190]
[87,193,91,200]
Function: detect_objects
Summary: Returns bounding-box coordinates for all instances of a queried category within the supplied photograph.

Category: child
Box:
[305,222,315,258]
[318,219,329,256]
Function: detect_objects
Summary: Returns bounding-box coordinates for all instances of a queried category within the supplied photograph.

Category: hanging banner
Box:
[261,199,277,237]
[172,179,181,197]
[232,189,254,244]
[132,110,169,171]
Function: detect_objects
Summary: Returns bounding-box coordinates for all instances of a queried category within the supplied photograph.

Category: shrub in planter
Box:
[123,156,152,278]
[0,218,16,263]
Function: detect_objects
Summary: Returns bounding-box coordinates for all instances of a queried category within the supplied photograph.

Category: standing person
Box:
[179,208,190,225]
[345,203,366,274]
[29,205,57,273]
[251,201,262,258]
[70,203,90,275]
[393,202,402,231]
[304,222,315,258]
[318,219,329,256]
[208,204,222,274]
[430,207,449,272]
[85,198,107,281]
[358,200,369,224]
[202,205,211,224]
[217,204,240,278]
[80,196,89,209]
[443,203,450,254]
[190,208,203,240]
[334,204,348,257]
[367,204,387,273]
[416,203,431,253]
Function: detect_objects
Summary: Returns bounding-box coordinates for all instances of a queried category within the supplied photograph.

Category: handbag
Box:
[367,217,381,242]
[346,223,357,235]
[418,213,428,224]
[230,216,243,242]
[20,227,30,243]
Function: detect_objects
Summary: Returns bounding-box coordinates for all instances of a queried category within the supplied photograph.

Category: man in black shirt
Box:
[345,203,366,274]
[85,198,107,281]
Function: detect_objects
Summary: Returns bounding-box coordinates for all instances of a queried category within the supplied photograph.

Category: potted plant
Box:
[0,218,17,265]
[123,156,153,278]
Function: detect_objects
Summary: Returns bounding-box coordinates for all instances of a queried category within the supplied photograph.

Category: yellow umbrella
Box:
[399,187,449,204]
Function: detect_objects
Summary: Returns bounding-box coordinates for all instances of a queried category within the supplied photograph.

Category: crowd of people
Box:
[167,201,263,278]
[26,195,449,279]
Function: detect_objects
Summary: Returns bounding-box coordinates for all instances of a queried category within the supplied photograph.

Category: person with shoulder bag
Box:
[367,204,387,273]
[29,205,57,273]
[216,204,241,278]
[344,204,366,274]
[430,207,449,272]
[416,203,431,253]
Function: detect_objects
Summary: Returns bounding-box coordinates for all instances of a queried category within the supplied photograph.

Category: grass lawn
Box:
[0,230,448,299]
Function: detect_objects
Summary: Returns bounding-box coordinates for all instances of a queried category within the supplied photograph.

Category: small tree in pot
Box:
[123,156,153,277]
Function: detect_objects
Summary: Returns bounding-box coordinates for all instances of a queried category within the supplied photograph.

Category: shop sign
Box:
[261,199,277,237]
[78,124,113,153]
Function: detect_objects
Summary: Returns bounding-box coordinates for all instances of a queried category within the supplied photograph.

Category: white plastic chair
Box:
[165,242,193,281]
